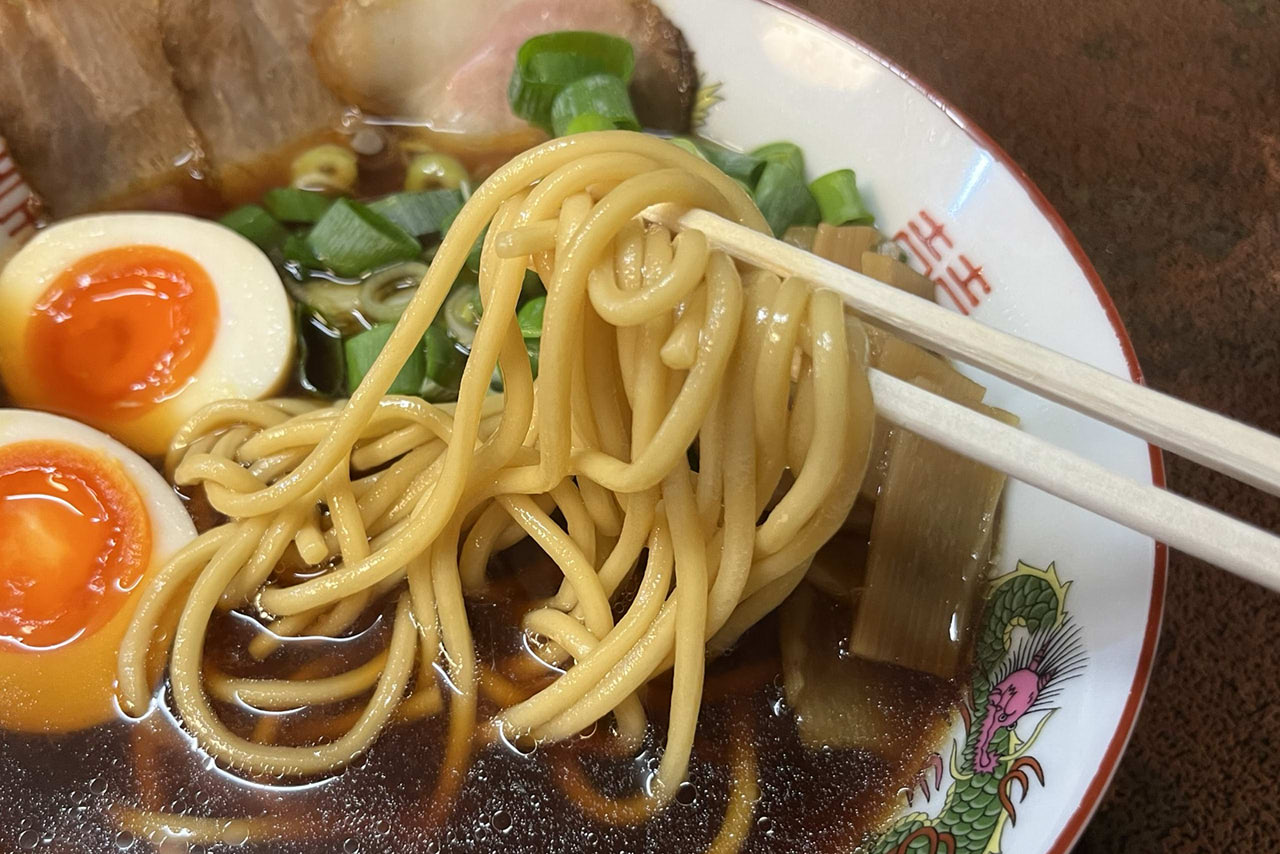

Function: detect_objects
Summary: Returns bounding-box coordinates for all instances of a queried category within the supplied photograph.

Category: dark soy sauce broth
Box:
[0,553,959,853]
[0,133,966,853]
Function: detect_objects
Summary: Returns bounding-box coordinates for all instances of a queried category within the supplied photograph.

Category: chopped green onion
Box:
[419,375,457,404]
[290,144,358,194]
[344,323,425,396]
[359,261,429,323]
[517,296,545,338]
[286,278,364,334]
[668,138,709,160]
[438,206,486,272]
[754,160,820,237]
[508,31,636,131]
[307,199,422,278]
[368,190,465,237]
[444,282,483,348]
[282,232,323,270]
[750,141,806,175]
[809,169,874,226]
[522,269,545,300]
[263,188,334,224]
[463,227,487,273]
[688,138,765,185]
[550,74,639,137]
[219,205,288,253]
[563,112,618,134]
[423,324,466,393]
[490,337,541,392]
[437,206,460,237]
[404,153,470,193]
[525,337,541,379]
[294,305,346,398]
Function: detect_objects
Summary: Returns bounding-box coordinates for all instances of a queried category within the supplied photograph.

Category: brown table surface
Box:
[790,0,1280,850]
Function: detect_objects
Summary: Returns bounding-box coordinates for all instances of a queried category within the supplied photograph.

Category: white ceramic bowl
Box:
[0,4,1163,850]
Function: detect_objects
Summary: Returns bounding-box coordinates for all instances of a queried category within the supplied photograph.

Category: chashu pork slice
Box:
[158,0,347,198]
[0,0,205,215]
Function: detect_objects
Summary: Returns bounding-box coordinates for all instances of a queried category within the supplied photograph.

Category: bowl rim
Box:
[753,1,1168,849]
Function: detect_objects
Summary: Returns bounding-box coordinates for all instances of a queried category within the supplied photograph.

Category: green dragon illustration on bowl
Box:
[867,560,1086,854]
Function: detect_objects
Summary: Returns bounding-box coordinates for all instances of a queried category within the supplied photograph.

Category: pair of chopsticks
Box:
[643,204,1280,590]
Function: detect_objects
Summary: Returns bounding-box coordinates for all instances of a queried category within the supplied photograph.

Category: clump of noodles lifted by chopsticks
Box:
[116,131,878,810]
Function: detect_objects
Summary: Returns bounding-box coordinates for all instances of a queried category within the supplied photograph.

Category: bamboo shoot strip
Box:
[810,223,882,273]
[860,325,987,502]
[869,369,1280,592]
[851,378,1016,678]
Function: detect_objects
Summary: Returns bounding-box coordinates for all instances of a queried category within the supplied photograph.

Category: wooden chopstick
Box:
[643,204,1280,498]
[640,203,1280,587]
[870,370,1280,590]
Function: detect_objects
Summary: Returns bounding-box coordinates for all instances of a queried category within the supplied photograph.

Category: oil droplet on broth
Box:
[17,828,40,850]
[221,823,250,847]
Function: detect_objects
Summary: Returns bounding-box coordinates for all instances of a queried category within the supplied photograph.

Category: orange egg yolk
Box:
[0,440,151,650]
[25,245,218,423]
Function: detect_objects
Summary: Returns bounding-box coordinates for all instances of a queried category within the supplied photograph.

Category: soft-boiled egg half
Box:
[0,213,293,456]
[0,410,196,733]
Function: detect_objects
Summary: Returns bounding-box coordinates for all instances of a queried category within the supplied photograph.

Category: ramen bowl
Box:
[0,2,1162,852]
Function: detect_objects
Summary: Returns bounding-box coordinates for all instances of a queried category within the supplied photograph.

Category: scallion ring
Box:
[443,282,483,348]
[563,112,618,135]
[405,153,470,193]
[809,169,874,226]
[359,261,429,323]
[508,31,636,130]
[549,74,639,137]
[290,144,358,194]
[285,278,365,335]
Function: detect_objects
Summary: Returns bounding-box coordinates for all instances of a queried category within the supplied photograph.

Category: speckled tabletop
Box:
[790,0,1280,850]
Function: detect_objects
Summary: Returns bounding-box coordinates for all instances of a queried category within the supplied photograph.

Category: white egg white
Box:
[0,409,196,732]
[0,212,294,455]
